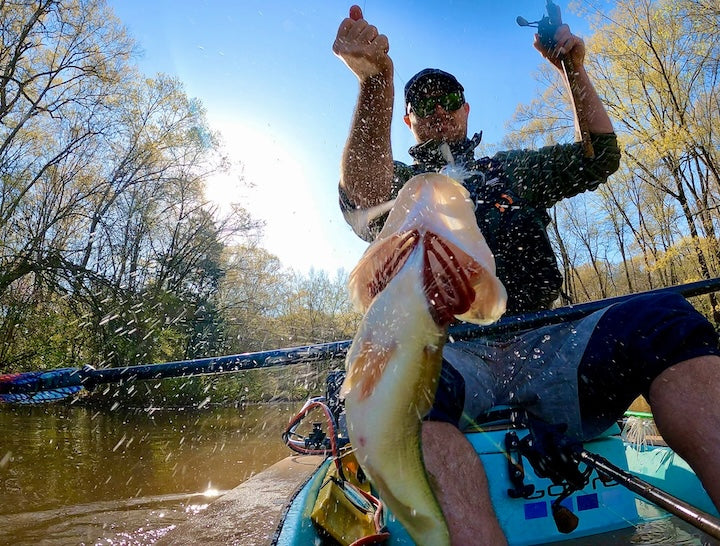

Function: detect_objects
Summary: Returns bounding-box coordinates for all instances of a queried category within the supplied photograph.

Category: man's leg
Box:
[576,292,720,509]
[649,355,720,510]
[422,420,507,545]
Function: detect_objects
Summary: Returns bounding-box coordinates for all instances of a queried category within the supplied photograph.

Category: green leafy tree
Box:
[0,1,262,372]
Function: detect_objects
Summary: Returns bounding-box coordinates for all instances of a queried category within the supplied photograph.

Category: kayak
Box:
[273,377,720,545]
[275,417,717,545]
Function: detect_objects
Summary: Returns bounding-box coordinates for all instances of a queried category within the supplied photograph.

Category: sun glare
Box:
[205,119,334,272]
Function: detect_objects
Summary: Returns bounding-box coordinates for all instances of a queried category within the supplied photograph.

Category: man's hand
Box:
[333,5,393,82]
[530,4,612,153]
[533,23,585,72]
[334,5,395,209]
[531,4,584,72]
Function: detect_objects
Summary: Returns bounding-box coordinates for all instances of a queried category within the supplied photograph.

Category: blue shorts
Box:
[427,292,720,437]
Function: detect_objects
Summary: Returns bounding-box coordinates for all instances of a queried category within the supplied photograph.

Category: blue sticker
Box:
[524,501,548,519]
[577,493,599,511]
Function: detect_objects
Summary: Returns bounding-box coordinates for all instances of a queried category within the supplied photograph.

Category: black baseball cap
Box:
[404,68,464,107]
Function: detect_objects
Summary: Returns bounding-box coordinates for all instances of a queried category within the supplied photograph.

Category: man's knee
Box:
[593,292,719,371]
[650,354,720,395]
[578,293,720,424]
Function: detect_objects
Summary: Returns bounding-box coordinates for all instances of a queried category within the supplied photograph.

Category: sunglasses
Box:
[409,91,465,118]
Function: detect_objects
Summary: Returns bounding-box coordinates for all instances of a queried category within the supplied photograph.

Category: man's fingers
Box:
[347,18,369,40]
[375,34,389,54]
[556,35,584,59]
[533,33,543,53]
[552,24,576,55]
[358,24,379,43]
[553,24,571,42]
[336,17,355,37]
[334,4,391,76]
[336,6,366,42]
[556,39,571,56]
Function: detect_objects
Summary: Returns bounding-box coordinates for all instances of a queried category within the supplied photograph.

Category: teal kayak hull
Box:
[274,424,717,545]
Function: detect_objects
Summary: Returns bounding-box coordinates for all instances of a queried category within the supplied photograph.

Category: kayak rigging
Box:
[279,368,720,543]
[281,381,390,545]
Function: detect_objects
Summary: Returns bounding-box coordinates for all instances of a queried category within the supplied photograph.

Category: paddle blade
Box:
[0,368,84,404]
[0,385,83,404]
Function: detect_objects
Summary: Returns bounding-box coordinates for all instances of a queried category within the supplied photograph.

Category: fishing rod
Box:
[450,275,720,339]
[577,448,720,540]
[2,277,720,403]
[517,0,594,158]
[0,340,350,404]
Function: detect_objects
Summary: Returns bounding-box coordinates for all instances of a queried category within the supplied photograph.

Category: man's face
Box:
[404,89,470,144]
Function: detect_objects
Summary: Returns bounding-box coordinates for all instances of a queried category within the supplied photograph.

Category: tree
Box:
[217,244,288,353]
[580,0,720,317]
[506,0,720,319]
[273,268,359,346]
[0,0,135,294]
[0,1,262,371]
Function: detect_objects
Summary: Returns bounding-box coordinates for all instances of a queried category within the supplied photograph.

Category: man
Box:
[333,5,720,543]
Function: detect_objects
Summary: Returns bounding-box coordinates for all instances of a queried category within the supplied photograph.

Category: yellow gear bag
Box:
[310,451,378,545]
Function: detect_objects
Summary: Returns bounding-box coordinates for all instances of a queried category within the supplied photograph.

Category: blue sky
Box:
[108,1,594,275]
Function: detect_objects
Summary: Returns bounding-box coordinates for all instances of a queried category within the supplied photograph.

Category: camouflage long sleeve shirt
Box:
[340,133,621,314]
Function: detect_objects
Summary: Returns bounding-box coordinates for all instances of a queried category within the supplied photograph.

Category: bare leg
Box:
[422,420,507,545]
[649,355,720,510]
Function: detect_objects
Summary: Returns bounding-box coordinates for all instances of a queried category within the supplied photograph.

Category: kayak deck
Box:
[274,425,718,545]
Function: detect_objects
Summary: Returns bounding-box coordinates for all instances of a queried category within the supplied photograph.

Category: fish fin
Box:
[342,339,396,401]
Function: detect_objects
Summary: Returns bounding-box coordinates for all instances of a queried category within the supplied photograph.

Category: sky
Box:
[107,0,594,275]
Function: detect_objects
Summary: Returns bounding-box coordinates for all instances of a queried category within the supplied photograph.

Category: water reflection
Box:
[0,403,294,544]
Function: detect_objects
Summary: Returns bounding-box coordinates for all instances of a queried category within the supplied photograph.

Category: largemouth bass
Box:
[342,172,507,545]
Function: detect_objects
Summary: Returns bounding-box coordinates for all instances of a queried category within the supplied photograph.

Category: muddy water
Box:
[0,403,297,544]
[2,404,718,545]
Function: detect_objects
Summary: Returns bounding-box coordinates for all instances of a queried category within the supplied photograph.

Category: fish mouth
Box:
[364,229,479,325]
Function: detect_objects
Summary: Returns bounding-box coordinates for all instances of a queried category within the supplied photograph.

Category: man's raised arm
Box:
[533,15,614,138]
[333,5,395,209]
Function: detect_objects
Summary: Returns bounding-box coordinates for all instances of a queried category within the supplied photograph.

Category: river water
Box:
[2,403,719,545]
[0,403,296,545]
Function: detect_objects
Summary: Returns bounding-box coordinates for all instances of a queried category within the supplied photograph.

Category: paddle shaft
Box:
[0,341,350,396]
[578,449,720,540]
[3,277,720,397]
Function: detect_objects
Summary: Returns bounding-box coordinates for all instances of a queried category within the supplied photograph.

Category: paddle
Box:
[3,277,720,403]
